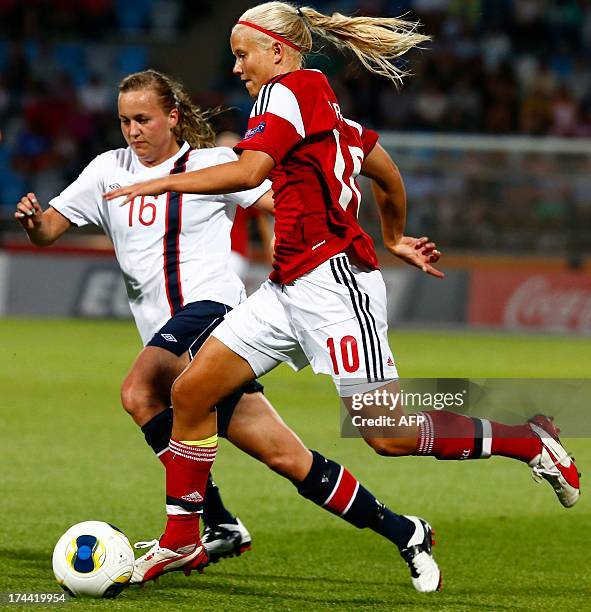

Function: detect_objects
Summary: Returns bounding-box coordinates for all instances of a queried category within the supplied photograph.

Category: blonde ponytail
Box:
[236,2,430,86]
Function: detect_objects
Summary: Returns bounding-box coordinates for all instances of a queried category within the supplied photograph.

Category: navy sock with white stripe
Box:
[297,451,414,548]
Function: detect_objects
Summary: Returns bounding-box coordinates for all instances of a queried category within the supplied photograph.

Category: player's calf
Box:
[363,435,420,456]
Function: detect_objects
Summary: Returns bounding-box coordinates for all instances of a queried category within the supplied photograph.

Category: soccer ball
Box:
[52,521,135,598]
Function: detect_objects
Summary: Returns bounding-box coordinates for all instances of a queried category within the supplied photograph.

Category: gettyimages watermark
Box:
[339,379,591,438]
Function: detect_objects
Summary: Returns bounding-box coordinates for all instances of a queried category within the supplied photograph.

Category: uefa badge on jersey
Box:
[244,122,266,140]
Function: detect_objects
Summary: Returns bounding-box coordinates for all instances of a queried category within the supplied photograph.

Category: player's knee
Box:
[120,378,164,423]
[120,378,141,416]
[170,377,190,414]
[171,374,211,416]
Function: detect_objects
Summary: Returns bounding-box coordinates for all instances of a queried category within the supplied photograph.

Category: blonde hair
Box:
[118,69,216,149]
[236,2,430,86]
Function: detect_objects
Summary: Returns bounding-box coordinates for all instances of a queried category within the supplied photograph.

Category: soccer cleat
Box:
[528,415,580,508]
[202,518,252,565]
[130,539,208,584]
[399,516,442,593]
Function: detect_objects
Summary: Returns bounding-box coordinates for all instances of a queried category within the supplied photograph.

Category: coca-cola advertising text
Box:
[469,270,591,334]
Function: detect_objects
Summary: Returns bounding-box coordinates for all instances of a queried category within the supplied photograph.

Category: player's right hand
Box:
[15,192,43,230]
[389,235,444,279]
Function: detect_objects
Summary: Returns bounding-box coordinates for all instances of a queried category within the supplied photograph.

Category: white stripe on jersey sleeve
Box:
[344,117,363,135]
[251,82,305,138]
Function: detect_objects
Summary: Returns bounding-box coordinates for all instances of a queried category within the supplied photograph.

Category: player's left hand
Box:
[388,236,444,278]
[103,178,169,205]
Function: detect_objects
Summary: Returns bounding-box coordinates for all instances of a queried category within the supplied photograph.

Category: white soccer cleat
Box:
[202,517,252,565]
[528,415,581,508]
[399,516,442,593]
[130,539,208,584]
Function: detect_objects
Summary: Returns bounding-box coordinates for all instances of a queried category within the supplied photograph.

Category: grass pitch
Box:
[0,320,589,611]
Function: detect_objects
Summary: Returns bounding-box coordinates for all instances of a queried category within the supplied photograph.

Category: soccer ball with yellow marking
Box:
[52,521,134,598]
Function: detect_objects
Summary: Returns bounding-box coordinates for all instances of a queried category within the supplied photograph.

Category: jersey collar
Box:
[131,141,190,173]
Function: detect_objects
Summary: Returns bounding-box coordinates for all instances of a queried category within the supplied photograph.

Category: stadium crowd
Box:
[0,0,589,254]
[215,0,591,136]
[0,0,207,207]
[344,0,591,136]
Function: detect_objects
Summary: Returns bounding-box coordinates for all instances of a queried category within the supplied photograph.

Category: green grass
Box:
[0,320,589,611]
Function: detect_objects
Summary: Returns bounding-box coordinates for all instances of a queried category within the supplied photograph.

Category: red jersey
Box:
[231,205,260,257]
[235,69,379,284]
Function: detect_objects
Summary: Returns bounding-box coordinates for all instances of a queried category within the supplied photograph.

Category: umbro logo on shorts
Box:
[161,333,178,342]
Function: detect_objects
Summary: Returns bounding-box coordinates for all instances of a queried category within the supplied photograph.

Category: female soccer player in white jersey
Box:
[14,68,272,556]
[106,1,580,591]
[16,69,451,591]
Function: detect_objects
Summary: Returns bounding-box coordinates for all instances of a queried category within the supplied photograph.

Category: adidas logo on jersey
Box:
[161,333,178,342]
[181,491,204,503]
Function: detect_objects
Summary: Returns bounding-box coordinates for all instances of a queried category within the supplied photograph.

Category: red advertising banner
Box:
[469,270,591,334]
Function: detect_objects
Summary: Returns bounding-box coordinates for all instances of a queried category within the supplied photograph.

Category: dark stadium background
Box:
[0,0,590,330]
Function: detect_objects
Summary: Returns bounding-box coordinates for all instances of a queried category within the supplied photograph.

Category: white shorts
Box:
[211,254,398,396]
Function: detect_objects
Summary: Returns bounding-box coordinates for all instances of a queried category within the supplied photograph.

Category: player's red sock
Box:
[160,436,217,551]
[160,514,201,551]
[415,411,541,462]
[489,422,541,463]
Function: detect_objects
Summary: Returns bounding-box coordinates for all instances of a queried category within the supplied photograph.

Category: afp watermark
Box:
[340,378,591,438]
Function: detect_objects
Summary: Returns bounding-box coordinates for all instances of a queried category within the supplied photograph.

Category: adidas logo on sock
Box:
[181,491,204,503]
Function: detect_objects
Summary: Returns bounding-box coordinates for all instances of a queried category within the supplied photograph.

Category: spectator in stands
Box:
[550,85,579,136]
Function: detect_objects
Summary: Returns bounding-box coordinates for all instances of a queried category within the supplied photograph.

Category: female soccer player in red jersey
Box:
[15,68,444,590]
[106,2,580,590]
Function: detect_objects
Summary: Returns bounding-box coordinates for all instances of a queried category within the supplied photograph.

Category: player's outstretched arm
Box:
[104,150,275,205]
[361,144,443,279]
[361,142,406,247]
[14,193,72,246]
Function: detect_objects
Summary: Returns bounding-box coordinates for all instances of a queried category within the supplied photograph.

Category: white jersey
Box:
[50,142,270,344]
